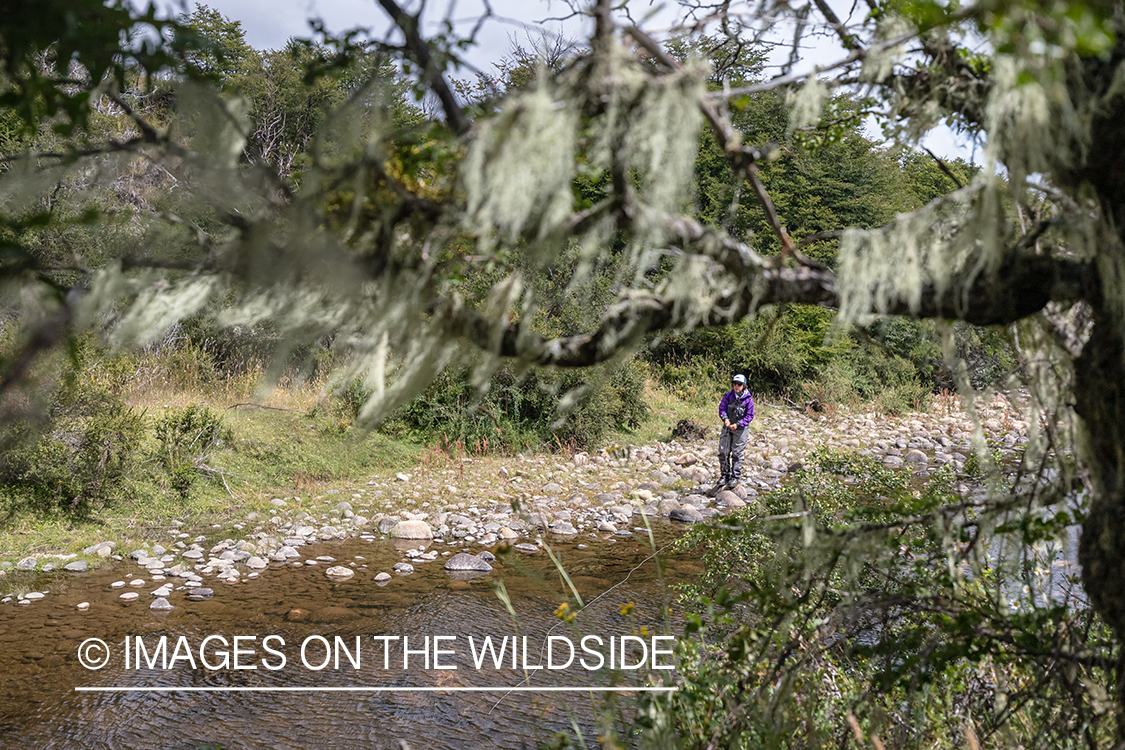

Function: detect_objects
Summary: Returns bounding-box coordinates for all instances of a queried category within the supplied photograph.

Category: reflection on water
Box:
[0,525,701,749]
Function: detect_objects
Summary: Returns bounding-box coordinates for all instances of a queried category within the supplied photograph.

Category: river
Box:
[0,525,700,749]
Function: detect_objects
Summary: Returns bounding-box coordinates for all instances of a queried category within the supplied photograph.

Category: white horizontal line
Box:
[75,686,677,693]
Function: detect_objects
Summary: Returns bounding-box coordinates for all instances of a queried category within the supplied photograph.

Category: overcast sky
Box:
[160,0,974,161]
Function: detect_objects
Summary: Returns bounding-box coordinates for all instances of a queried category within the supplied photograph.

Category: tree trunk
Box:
[1075,314,1125,728]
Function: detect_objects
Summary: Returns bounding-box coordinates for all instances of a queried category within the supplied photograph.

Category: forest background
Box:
[0,5,995,519]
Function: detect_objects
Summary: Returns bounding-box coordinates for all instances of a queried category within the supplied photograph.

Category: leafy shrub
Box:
[0,387,144,514]
[380,355,651,452]
[649,305,1012,409]
[153,405,232,497]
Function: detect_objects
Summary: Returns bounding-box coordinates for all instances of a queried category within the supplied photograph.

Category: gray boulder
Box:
[444,553,493,572]
[669,506,705,523]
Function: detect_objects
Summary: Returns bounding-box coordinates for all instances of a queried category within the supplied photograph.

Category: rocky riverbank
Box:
[1,393,1032,609]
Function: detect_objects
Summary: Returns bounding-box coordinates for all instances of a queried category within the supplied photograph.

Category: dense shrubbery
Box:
[0,381,145,516]
[633,449,1113,748]
[337,356,651,452]
[648,305,1015,413]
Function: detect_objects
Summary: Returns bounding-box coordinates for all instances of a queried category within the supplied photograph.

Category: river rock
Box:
[393,562,415,575]
[905,449,928,464]
[513,543,539,554]
[150,597,174,611]
[84,541,116,557]
[246,556,268,570]
[682,494,710,508]
[550,521,578,535]
[374,572,392,583]
[325,566,355,580]
[16,557,37,571]
[24,592,45,600]
[669,506,705,523]
[187,588,214,601]
[77,602,90,611]
[445,553,493,572]
[715,492,746,508]
[63,560,89,572]
[391,520,433,540]
[715,488,744,503]
[477,551,496,562]
[119,592,139,601]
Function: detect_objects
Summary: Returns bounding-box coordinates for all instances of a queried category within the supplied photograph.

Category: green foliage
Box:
[643,448,1114,749]
[153,405,232,497]
[0,0,185,133]
[176,4,253,81]
[379,356,651,453]
[0,383,144,515]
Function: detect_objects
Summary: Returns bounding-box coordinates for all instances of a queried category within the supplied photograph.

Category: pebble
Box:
[150,597,174,611]
[325,566,355,580]
[119,592,139,601]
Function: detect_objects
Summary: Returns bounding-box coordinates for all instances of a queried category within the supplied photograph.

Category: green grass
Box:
[600,381,772,447]
[0,404,422,563]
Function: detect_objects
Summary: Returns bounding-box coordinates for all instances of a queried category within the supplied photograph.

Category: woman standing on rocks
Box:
[717,374,754,491]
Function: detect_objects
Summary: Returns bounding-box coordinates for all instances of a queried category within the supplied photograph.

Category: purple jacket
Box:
[718,388,754,428]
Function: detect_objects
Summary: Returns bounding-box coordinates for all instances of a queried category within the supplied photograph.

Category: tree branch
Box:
[446,221,1094,366]
[376,0,472,136]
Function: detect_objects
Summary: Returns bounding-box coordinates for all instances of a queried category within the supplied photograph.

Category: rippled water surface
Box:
[0,525,700,749]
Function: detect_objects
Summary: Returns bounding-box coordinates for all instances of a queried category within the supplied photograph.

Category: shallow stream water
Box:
[0,525,699,749]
